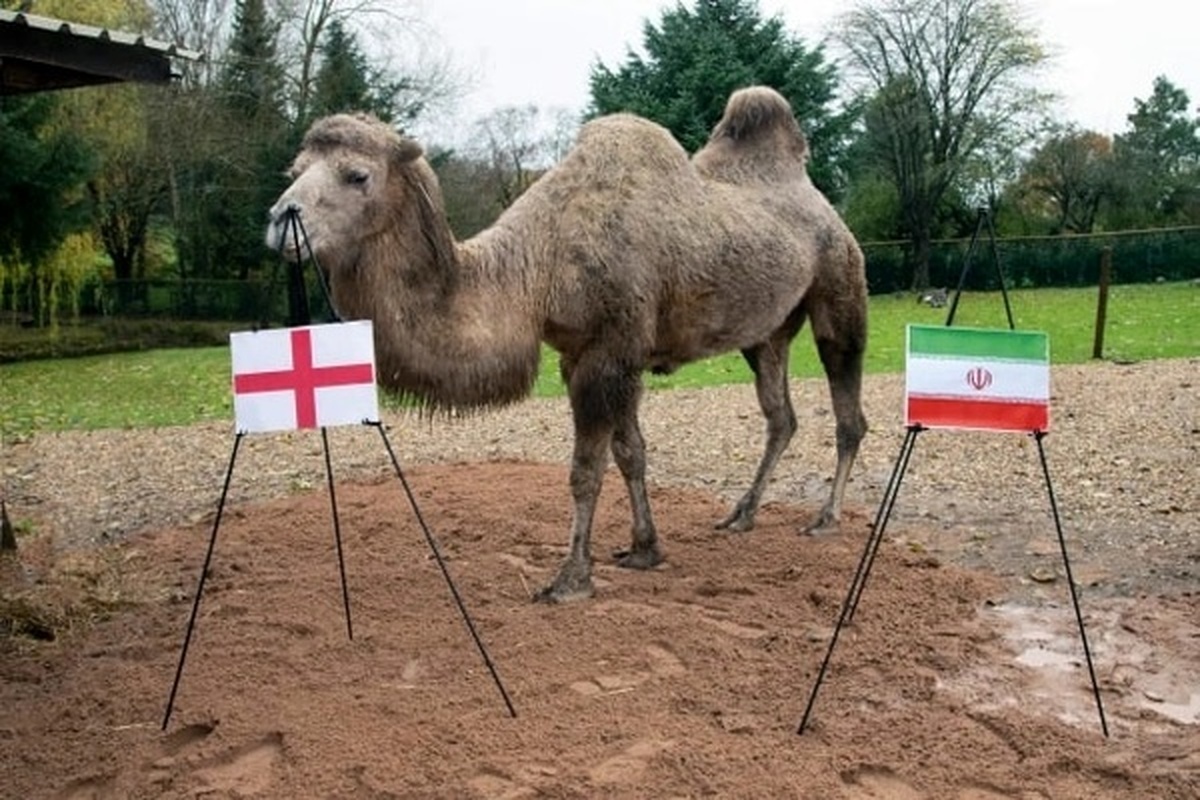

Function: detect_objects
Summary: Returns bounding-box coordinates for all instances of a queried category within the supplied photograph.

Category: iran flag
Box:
[230,322,379,434]
[905,324,1050,433]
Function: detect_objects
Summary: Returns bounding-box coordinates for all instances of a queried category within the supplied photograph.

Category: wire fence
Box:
[76,276,336,324]
[3,227,1198,324]
[861,225,1200,294]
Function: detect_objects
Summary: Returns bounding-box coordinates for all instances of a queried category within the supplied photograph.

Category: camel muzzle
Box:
[265,202,312,262]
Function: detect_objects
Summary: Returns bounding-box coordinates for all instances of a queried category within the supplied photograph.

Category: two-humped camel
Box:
[266,86,868,603]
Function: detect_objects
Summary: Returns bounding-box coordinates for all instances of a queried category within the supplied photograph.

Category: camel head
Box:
[265,113,425,275]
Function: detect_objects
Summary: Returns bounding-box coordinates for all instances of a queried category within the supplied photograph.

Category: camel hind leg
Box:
[717,318,802,532]
[805,287,868,534]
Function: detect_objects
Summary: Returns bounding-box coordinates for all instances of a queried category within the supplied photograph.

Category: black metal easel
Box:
[798,209,1108,737]
[162,209,516,729]
[945,207,1016,331]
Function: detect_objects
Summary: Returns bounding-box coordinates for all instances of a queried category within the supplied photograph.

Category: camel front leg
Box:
[535,354,640,603]
[717,335,797,532]
[534,426,610,603]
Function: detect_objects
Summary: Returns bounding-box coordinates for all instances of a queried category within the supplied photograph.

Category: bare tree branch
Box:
[834,0,1049,287]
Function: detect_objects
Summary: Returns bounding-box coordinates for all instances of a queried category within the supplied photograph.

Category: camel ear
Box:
[394,136,423,163]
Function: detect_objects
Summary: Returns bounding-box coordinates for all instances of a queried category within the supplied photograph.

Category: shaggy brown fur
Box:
[266,86,869,602]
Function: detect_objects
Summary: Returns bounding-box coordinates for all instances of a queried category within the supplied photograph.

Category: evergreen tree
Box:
[220,0,285,123]
[182,0,287,286]
[312,19,374,118]
[0,95,93,265]
[189,0,298,319]
[310,18,426,126]
[588,0,851,196]
[0,94,95,319]
[1111,76,1200,226]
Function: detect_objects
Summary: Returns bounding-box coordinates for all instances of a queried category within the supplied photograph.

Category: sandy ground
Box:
[1,359,1198,798]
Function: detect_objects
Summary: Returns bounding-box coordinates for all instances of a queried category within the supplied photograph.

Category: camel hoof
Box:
[715,509,755,532]
[613,546,664,571]
[532,579,595,604]
[715,515,754,533]
[803,511,839,536]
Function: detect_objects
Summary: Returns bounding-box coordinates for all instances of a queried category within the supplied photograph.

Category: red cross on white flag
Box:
[230,322,379,434]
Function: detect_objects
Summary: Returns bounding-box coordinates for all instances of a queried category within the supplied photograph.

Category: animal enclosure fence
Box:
[1,228,1197,325]
[860,225,1200,294]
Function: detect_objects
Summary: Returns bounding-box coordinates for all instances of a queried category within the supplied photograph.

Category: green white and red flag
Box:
[905,324,1050,433]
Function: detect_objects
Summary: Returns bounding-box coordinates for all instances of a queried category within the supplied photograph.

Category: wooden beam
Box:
[0,22,172,93]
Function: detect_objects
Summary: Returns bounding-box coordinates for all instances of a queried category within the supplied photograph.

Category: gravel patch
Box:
[4,358,1197,599]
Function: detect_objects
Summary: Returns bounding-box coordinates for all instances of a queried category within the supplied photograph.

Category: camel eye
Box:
[345,167,370,186]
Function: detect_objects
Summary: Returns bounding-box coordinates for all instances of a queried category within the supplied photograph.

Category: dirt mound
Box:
[2,461,1197,799]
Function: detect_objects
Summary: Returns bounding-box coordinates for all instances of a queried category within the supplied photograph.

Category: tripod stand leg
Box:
[846,427,921,624]
[798,427,920,734]
[371,422,517,718]
[983,210,1015,330]
[321,427,354,640]
[945,208,1014,330]
[162,432,244,731]
[1034,432,1108,737]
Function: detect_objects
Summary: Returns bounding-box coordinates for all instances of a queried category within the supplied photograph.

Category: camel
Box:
[265,86,869,603]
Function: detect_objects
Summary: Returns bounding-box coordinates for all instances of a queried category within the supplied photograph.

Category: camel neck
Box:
[344,225,544,410]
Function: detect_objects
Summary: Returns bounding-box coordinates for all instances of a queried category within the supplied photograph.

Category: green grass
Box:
[0,347,233,439]
[857,282,1200,370]
[1,283,1196,439]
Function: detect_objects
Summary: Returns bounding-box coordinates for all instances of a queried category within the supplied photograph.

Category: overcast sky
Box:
[413,0,1198,145]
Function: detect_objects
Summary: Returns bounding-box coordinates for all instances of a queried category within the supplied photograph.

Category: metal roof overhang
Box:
[0,10,201,95]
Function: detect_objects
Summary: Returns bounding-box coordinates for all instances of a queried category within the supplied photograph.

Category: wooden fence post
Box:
[1092,246,1112,360]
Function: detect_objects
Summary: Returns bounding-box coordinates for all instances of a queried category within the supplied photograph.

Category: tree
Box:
[431,148,506,240]
[468,105,577,208]
[209,0,299,317]
[1018,125,1115,233]
[41,2,165,290]
[428,106,579,242]
[833,0,1048,288]
[149,0,248,295]
[311,18,374,117]
[81,88,171,288]
[839,171,904,242]
[20,0,188,318]
[959,110,1039,217]
[0,96,93,267]
[0,95,95,321]
[1111,76,1200,226]
[216,0,288,257]
[151,0,233,88]
[276,0,456,129]
[220,0,286,122]
[588,0,852,196]
[309,17,420,124]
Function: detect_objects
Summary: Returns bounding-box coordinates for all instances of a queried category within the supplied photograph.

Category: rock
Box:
[1029,566,1057,583]
[806,627,832,643]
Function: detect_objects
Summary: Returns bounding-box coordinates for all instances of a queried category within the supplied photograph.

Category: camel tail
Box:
[708,86,808,159]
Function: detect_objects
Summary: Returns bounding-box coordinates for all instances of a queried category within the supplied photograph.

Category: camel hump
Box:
[707,86,808,160]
